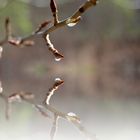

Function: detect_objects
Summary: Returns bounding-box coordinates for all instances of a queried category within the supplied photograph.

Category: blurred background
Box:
[0,0,140,140]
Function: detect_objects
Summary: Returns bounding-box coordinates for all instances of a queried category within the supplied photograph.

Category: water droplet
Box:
[55,78,61,82]
[66,16,81,27]
[55,57,62,61]
[67,112,81,123]
[67,22,77,27]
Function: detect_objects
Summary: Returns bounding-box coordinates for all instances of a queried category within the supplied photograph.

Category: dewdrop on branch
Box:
[66,16,81,27]
[55,57,61,61]
[55,78,61,82]
[0,0,99,62]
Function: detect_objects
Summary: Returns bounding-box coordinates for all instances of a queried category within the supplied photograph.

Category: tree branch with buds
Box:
[0,79,98,140]
[0,1,100,140]
[0,0,99,61]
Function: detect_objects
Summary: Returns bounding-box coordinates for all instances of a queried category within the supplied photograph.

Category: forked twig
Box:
[0,1,99,139]
[0,0,99,61]
[0,79,98,140]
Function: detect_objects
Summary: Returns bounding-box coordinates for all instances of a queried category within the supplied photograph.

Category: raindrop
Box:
[67,22,77,27]
[55,57,62,61]
[66,16,81,27]
[55,78,61,82]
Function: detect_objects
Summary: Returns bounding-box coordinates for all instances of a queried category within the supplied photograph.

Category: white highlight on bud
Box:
[55,57,61,61]
[67,112,81,123]
[55,78,61,82]
[66,16,81,27]
[67,112,77,117]
[67,22,77,27]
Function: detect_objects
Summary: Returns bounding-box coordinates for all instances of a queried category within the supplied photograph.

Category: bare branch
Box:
[50,0,59,25]
[0,17,11,45]
[0,93,11,120]
[34,20,51,34]
[0,1,100,138]
[0,17,35,48]
[71,0,99,20]
[67,112,97,140]
[50,114,59,140]
[45,34,64,61]
[5,17,12,40]
[34,105,50,118]
[0,79,98,140]
[0,0,99,60]
[43,0,99,36]
[8,91,34,103]
[44,104,98,140]
[45,78,64,104]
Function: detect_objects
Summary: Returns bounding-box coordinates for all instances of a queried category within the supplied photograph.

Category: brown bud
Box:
[8,38,21,46]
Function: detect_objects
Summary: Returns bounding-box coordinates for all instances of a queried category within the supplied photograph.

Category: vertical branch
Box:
[50,0,59,25]
[5,99,11,120]
[0,17,12,46]
[50,113,59,140]
[5,17,12,40]
[0,94,11,120]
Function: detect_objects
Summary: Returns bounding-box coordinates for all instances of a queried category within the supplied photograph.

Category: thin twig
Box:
[50,0,59,25]
[0,0,99,60]
[45,34,64,61]
[34,105,50,118]
[0,78,97,140]
[50,113,59,140]
[45,78,64,104]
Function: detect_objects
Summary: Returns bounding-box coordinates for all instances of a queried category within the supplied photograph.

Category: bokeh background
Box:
[0,0,140,140]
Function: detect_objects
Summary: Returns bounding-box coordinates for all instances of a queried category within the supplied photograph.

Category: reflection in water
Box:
[0,79,97,140]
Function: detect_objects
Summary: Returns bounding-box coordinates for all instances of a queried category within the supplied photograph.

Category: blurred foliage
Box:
[113,0,131,9]
[103,0,140,39]
[0,0,32,34]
